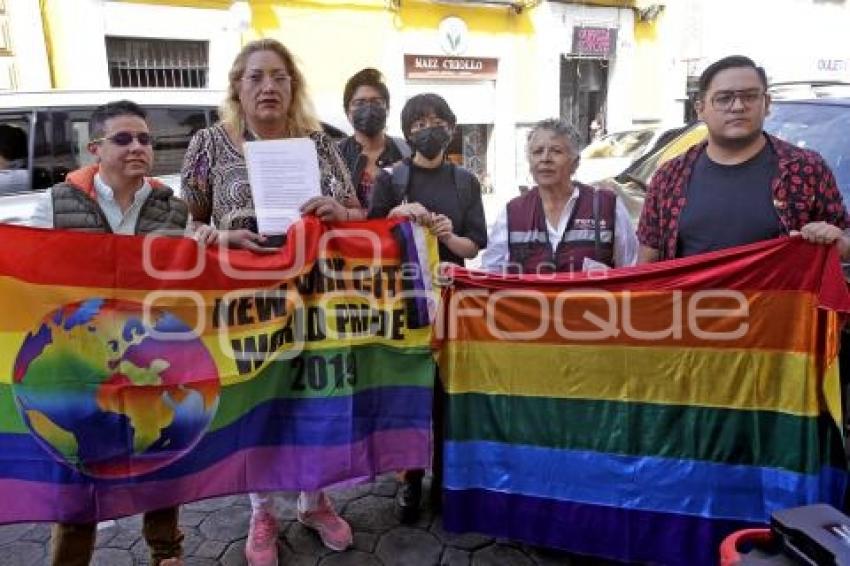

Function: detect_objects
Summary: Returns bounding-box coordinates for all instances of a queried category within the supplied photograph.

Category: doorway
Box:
[560,57,609,147]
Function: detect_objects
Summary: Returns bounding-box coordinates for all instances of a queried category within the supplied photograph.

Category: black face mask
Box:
[351,104,387,137]
[409,126,451,160]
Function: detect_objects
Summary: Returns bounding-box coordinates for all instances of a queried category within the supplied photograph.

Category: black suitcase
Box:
[770,504,850,565]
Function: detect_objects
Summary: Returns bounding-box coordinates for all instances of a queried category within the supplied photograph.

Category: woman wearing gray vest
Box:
[30,100,186,566]
[481,118,637,273]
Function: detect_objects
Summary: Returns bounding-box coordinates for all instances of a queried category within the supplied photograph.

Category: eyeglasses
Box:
[709,89,765,111]
[350,97,387,109]
[242,72,292,88]
[91,131,153,146]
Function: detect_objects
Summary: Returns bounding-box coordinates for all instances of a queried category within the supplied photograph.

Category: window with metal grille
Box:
[106,37,208,89]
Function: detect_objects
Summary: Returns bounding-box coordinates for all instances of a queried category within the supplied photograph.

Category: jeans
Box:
[51,506,182,566]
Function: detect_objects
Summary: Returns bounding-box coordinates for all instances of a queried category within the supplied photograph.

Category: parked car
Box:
[0,90,347,225]
[595,96,850,225]
[575,126,675,184]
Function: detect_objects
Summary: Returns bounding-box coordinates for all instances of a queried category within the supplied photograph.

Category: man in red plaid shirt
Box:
[637,55,850,263]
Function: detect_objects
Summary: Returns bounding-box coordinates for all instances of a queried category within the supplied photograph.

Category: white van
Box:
[0,89,348,225]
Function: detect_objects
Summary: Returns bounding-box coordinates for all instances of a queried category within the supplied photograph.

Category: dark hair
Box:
[343,68,390,112]
[698,55,768,98]
[0,124,27,162]
[400,93,456,140]
[90,100,147,139]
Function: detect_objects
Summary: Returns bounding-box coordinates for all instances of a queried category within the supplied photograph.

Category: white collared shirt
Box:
[30,174,153,234]
[0,169,30,195]
[481,190,638,272]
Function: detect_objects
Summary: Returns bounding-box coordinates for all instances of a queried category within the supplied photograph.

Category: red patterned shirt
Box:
[637,133,849,260]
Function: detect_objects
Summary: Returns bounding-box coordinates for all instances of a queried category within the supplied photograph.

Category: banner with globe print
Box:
[0,217,438,523]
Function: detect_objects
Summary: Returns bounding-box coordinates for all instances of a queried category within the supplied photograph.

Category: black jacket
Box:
[337,135,410,206]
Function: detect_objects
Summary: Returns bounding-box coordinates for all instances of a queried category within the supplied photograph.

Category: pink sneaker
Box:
[245,510,279,566]
[297,492,353,551]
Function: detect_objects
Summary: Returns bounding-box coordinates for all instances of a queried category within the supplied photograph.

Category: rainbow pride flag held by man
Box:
[439,238,850,566]
[0,217,438,524]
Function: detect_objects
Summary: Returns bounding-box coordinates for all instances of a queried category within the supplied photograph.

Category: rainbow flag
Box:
[0,217,438,524]
[438,238,850,565]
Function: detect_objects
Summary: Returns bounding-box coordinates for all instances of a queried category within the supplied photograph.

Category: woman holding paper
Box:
[181,38,356,566]
[182,38,357,250]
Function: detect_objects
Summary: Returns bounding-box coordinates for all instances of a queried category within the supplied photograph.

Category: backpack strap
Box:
[593,188,601,260]
[452,164,475,230]
[591,186,618,264]
[392,161,475,223]
[391,159,412,203]
[392,136,412,160]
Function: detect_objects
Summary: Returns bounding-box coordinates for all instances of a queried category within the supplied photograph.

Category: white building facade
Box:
[663,0,850,120]
[0,0,51,91]
[39,0,246,92]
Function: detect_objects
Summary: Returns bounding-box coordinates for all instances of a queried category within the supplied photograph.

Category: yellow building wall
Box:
[115,0,233,7]
[631,6,679,125]
[576,0,636,6]
[38,0,546,122]
[41,0,242,90]
[632,17,662,122]
[41,0,110,89]
[249,0,542,123]
[250,0,393,101]
[40,0,660,124]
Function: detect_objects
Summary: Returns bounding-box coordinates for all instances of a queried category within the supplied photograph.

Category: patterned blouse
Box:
[181,123,355,231]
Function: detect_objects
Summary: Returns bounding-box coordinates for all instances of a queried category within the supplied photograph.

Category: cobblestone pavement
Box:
[0,475,593,566]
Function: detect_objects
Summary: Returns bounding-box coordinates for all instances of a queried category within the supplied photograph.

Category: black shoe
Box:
[395,477,422,524]
[429,475,442,513]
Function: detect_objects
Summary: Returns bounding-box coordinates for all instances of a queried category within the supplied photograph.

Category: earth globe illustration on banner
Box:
[11,298,221,479]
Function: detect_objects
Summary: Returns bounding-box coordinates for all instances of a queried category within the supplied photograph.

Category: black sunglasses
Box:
[92,131,154,146]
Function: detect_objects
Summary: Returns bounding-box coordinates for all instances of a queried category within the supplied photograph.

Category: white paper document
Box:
[243,138,321,234]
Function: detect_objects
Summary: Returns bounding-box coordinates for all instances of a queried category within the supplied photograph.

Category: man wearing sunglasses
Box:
[638,55,850,263]
[30,99,187,236]
[30,100,187,565]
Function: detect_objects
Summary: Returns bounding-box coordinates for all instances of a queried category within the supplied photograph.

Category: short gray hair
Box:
[526,118,581,155]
